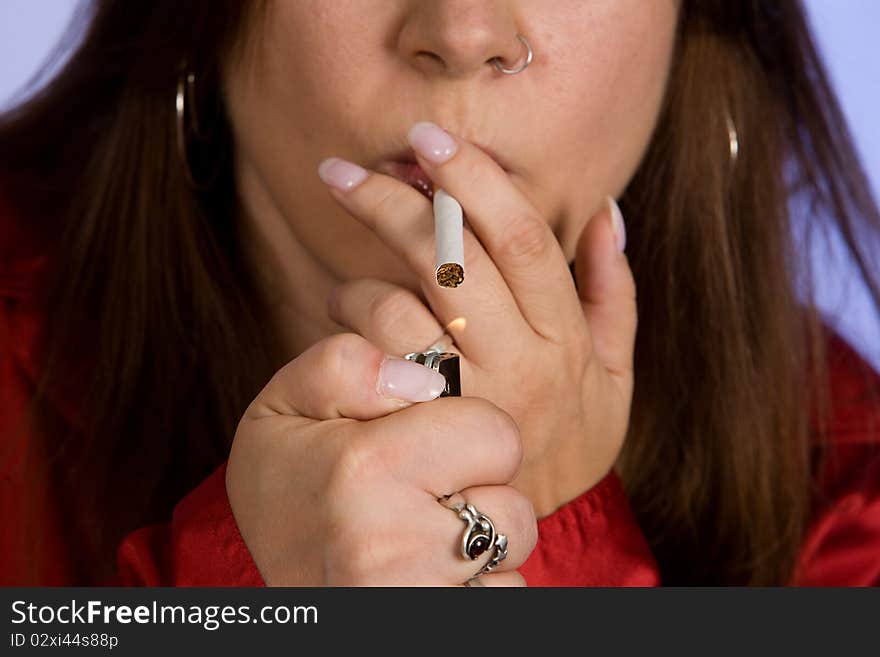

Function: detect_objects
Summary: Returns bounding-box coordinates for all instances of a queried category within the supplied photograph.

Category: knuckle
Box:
[324,518,380,583]
[328,528,385,583]
[488,406,524,478]
[458,155,492,191]
[368,288,418,336]
[460,398,523,481]
[510,492,538,553]
[327,435,386,497]
[369,184,413,221]
[501,216,551,263]
[317,332,371,382]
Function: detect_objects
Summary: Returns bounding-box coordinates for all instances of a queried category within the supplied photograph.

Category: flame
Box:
[446,317,467,333]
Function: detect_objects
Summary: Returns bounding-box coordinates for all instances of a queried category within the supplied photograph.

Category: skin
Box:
[223,0,679,540]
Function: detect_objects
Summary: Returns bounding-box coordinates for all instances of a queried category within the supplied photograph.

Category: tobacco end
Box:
[436,262,464,288]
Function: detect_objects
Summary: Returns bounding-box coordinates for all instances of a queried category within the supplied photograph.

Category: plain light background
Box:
[0,1,878,369]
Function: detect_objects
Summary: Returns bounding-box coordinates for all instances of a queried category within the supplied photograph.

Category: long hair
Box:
[1,0,878,584]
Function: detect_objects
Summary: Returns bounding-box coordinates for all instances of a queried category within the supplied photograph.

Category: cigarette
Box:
[433,185,464,288]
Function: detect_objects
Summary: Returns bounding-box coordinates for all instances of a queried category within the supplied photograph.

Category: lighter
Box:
[403,350,461,397]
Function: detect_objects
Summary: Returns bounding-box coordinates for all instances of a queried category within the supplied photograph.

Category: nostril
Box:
[415,51,443,65]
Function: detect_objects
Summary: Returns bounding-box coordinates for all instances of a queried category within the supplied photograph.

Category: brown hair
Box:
[1,0,878,584]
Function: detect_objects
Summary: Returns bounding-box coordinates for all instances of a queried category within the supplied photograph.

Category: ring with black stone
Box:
[438,494,508,571]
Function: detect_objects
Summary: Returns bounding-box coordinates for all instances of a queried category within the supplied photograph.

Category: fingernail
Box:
[377,356,447,402]
[607,196,626,253]
[407,121,458,164]
[318,157,369,191]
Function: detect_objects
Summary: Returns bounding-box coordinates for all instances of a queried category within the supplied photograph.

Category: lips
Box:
[378,160,435,200]
[378,137,511,201]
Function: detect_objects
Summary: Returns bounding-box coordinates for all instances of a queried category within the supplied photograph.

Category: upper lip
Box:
[382,139,511,172]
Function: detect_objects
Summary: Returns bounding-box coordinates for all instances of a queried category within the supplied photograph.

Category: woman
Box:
[1,0,879,586]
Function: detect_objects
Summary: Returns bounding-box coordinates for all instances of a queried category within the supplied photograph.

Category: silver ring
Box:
[438,494,509,576]
[491,35,533,75]
[473,533,508,577]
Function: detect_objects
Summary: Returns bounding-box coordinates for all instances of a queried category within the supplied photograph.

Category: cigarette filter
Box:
[433,186,464,288]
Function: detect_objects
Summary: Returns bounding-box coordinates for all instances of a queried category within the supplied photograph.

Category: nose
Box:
[397,0,523,78]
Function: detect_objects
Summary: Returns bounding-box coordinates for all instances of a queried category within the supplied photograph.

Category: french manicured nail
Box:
[318,157,369,191]
[407,121,458,164]
[377,356,447,402]
[607,196,627,253]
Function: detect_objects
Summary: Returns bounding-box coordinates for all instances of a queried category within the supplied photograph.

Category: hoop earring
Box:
[175,62,223,190]
[726,112,739,165]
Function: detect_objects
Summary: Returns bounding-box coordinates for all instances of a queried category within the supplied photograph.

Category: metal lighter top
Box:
[403,351,461,397]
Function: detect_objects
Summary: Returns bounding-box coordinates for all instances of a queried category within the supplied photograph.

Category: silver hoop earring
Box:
[726,112,739,165]
[491,34,533,75]
[175,62,223,191]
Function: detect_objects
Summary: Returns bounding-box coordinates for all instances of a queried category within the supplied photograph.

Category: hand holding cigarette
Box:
[319,120,637,515]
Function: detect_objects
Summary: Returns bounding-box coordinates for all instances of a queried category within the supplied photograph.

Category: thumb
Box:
[245,333,448,422]
[573,196,637,378]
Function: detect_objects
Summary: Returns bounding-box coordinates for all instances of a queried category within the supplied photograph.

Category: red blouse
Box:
[2,195,879,587]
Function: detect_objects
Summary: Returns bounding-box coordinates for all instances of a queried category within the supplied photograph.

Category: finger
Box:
[425,483,538,583]
[573,197,637,379]
[327,277,448,357]
[406,121,586,344]
[364,396,523,496]
[244,332,448,421]
[319,158,530,367]
[461,571,527,587]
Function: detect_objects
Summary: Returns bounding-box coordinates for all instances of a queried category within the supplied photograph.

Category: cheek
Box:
[221,3,418,285]
[226,3,381,158]
[534,3,677,208]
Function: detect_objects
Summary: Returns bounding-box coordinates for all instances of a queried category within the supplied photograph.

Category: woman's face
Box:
[223,0,679,295]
